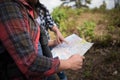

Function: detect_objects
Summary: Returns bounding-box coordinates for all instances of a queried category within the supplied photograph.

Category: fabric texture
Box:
[0,0,60,80]
[35,2,57,40]
[35,2,67,80]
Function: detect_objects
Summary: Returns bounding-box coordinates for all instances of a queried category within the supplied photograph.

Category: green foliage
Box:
[107,26,115,33]
[51,6,120,46]
[52,7,68,25]
[52,7,83,37]
[77,21,96,41]
[86,0,91,4]
[94,34,112,46]
[59,21,68,37]
[106,8,120,27]
[51,5,120,80]
[99,1,106,10]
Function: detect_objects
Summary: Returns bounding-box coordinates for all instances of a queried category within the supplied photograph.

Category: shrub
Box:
[77,21,96,41]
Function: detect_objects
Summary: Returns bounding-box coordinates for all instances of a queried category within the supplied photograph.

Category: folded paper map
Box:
[51,34,93,60]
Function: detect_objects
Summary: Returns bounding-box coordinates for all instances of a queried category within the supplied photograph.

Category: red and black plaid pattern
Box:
[0,0,60,80]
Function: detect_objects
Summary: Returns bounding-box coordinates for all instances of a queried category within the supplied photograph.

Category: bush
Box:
[77,21,96,41]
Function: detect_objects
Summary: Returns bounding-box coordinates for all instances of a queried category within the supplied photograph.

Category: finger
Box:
[63,40,69,44]
[57,38,61,44]
[77,65,82,70]
[79,66,82,69]
[82,56,85,59]
[79,56,85,59]
[80,62,83,66]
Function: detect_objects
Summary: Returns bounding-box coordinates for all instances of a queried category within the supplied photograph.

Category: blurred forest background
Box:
[49,0,120,80]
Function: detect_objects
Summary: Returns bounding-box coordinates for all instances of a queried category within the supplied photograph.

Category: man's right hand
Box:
[67,54,85,70]
[58,54,85,71]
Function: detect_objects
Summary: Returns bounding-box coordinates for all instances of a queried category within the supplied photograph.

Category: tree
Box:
[61,0,91,8]
[99,1,106,10]
[75,0,81,8]
[114,0,120,8]
[75,0,91,8]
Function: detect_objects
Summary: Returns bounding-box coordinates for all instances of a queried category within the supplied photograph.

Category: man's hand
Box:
[58,54,85,71]
[66,54,85,70]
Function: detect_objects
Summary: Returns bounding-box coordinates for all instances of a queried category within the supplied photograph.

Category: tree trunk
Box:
[75,0,81,8]
[114,0,120,8]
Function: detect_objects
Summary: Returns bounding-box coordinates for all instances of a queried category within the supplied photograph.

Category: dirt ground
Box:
[64,45,120,80]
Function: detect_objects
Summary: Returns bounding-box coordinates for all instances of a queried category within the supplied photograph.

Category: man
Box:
[0,0,85,80]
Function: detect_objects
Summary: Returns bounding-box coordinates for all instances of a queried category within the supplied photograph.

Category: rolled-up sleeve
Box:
[0,1,60,79]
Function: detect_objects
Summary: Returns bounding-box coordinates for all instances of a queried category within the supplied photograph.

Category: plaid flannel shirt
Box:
[35,3,57,40]
[0,0,60,80]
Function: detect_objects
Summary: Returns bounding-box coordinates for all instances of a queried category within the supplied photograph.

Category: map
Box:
[51,34,94,60]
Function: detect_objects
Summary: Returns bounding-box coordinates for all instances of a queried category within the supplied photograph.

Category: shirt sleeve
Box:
[0,1,60,78]
[44,9,57,29]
